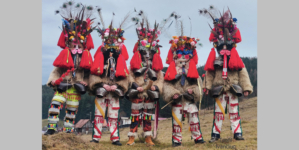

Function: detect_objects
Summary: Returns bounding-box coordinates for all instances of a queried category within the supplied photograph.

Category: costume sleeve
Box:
[116,77,129,93]
[203,70,215,90]
[47,67,64,86]
[162,81,181,103]
[152,70,164,95]
[75,68,84,82]
[185,78,203,103]
[88,74,105,92]
[238,67,253,94]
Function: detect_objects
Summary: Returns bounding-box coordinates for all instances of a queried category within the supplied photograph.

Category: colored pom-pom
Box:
[202,74,205,78]
[53,48,74,69]
[204,48,216,71]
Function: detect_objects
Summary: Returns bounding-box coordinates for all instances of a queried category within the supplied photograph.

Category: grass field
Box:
[42,97,257,150]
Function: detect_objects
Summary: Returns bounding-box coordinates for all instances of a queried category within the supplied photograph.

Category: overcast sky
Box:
[42,0,257,84]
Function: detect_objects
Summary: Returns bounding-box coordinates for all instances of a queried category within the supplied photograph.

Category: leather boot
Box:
[126,136,135,145]
[234,133,244,140]
[209,133,220,143]
[194,139,206,144]
[145,136,155,146]
[90,139,99,143]
[173,142,181,147]
[44,129,55,135]
[112,140,122,146]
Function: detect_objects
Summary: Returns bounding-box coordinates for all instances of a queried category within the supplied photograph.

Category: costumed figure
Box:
[125,10,164,146]
[45,2,96,135]
[89,10,131,146]
[198,6,253,142]
[162,12,205,147]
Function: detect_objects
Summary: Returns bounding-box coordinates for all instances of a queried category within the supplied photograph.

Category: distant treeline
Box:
[42,57,257,121]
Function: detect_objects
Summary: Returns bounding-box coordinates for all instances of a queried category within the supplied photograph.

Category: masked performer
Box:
[162,14,205,146]
[199,7,253,142]
[126,13,164,146]
[45,2,95,135]
[88,10,131,146]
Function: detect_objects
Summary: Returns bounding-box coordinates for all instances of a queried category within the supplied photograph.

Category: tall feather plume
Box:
[119,11,132,29]
[159,12,175,31]
[175,18,181,36]
[180,20,184,37]
[189,16,192,37]
[96,6,105,29]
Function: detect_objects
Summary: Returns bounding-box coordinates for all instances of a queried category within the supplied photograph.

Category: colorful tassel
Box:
[204,48,216,71]
[90,47,104,75]
[85,34,94,50]
[130,51,142,70]
[166,48,174,64]
[79,50,93,69]
[152,53,163,71]
[57,31,66,49]
[164,61,177,81]
[53,48,74,69]
[115,54,129,78]
[228,47,244,71]
[187,59,199,79]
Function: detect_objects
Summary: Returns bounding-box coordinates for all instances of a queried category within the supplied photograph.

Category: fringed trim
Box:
[173,125,181,133]
[190,123,200,132]
[229,113,240,121]
[131,103,144,110]
[215,112,225,121]
[144,103,155,109]
[95,115,104,124]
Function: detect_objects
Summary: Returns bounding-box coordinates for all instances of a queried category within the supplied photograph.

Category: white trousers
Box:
[212,92,242,135]
[172,101,203,143]
[93,93,120,142]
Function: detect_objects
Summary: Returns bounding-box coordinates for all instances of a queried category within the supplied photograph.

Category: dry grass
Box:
[42,97,257,150]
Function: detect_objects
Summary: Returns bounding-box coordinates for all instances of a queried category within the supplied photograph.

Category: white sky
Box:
[42,0,257,84]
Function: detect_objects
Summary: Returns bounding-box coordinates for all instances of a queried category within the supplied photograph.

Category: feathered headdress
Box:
[164,12,201,80]
[130,10,174,72]
[199,6,244,79]
[53,1,96,70]
[90,10,132,78]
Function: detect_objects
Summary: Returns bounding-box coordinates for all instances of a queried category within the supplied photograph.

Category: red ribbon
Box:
[220,50,231,80]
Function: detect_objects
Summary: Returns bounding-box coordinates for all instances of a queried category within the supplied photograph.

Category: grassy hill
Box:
[42,97,257,150]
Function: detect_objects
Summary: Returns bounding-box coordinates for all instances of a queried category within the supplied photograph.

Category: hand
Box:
[80,81,87,86]
[151,86,156,91]
[51,80,56,86]
[103,84,111,92]
[173,94,179,99]
[205,89,209,95]
[110,85,117,91]
[187,89,193,94]
[244,91,249,97]
[137,87,144,92]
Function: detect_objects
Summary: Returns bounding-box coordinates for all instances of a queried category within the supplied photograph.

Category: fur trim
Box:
[153,71,164,95]
[162,81,181,103]
[128,132,138,137]
[204,66,253,94]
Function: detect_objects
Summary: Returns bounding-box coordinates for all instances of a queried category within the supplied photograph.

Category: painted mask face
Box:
[175,55,190,68]
[69,41,84,55]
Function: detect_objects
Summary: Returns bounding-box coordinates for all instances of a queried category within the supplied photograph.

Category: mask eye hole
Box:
[180,62,182,64]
